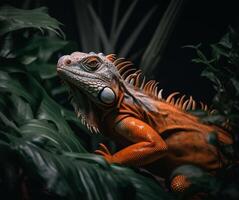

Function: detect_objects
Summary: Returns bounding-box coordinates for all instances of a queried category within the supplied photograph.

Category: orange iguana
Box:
[57,52,233,193]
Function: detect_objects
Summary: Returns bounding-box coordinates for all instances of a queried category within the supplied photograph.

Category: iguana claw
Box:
[95,143,113,163]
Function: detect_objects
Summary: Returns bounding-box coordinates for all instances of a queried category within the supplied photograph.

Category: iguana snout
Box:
[57,52,89,68]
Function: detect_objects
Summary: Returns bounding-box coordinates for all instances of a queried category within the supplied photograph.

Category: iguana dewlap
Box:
[57,52,233,192]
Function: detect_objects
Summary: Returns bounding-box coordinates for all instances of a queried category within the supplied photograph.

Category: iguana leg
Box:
[170,175,191,193]
[96,116,168,166]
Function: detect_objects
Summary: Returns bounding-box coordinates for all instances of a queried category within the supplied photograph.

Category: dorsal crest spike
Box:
[125,73,137,83]
[122,69,136,79]
[111,54,212,114]
[113,58,126,65]
[165,92,211,112]
[147,81,156,94]
[158,89,163,99]
[116,61,132,69]
[134,72,142,88]
[178,95,186,108]
[143,80,153,92]
[175,98,181,107]
[140,77,146,90]
[166,92,180,103]
[118,63,134,74]
[106,54,116,62]
[182,99,189,110]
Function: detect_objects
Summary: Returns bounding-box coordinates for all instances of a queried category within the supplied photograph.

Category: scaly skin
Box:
[57,52,233,193]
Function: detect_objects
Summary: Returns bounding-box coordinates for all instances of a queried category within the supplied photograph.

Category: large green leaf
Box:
[140,0,186,76]
[0,70,86,153]
[1,135,170,200]
[13,35,68,64]
[88,4,112,53]
[0,71,36,106]
[111,0,139,48]
[73,0,101,52]
[0,6,64,37]
[119,6,157,57]
[7,94,34,125]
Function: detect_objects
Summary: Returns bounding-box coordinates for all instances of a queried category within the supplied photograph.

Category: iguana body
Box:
[57,52,233,193]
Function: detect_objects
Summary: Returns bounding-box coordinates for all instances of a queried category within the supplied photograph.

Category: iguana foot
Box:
[95,143,114,163]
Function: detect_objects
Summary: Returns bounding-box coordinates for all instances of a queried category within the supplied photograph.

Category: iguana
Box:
[57,52,233,193]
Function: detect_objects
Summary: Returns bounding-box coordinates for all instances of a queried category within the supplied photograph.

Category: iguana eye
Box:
[82,56,102,71]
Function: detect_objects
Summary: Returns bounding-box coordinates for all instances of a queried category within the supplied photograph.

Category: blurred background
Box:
[1,0,238,102]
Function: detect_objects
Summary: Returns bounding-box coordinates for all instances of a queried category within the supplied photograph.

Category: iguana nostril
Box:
[64,58,72,65]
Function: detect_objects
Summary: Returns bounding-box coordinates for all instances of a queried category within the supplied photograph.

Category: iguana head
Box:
[57,52,121,106]
[57,52,126,133]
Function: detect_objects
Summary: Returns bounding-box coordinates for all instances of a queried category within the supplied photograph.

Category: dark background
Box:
[1,0,238,103]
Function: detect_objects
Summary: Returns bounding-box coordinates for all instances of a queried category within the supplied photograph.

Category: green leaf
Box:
[0,71,36,105]
[13,35,68,64]
[73,0,101,52]
[110,0,120,39]
[196,48,208,62]
[27,62,57,79]
[211,44,229,57]
[191,58,205,63]
[182,43,202,49]
[0,111,21,134]
[119,6,157,57]
[0,6,64,37]
[201,70,221,86]
[88,5,112,53]
[8,95,33,125]
[11,137,170,200]
[113,0,138,46]
[140,0,187,76]
[218,32,232,49]
[0,71,86,153]
[37,98,86,152]
[19,119,71,152]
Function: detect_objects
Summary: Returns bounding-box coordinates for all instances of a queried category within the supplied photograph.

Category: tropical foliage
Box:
[0,5,171,200]
[186,29,239,134]
[181,29,239,199]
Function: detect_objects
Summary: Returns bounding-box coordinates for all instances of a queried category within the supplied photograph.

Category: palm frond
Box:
[0,6,64,37]
[73,0,101,52]
[0,133,171,200]
[119,5,157,57]
[140,0,186,76]
[88,4,112,53]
